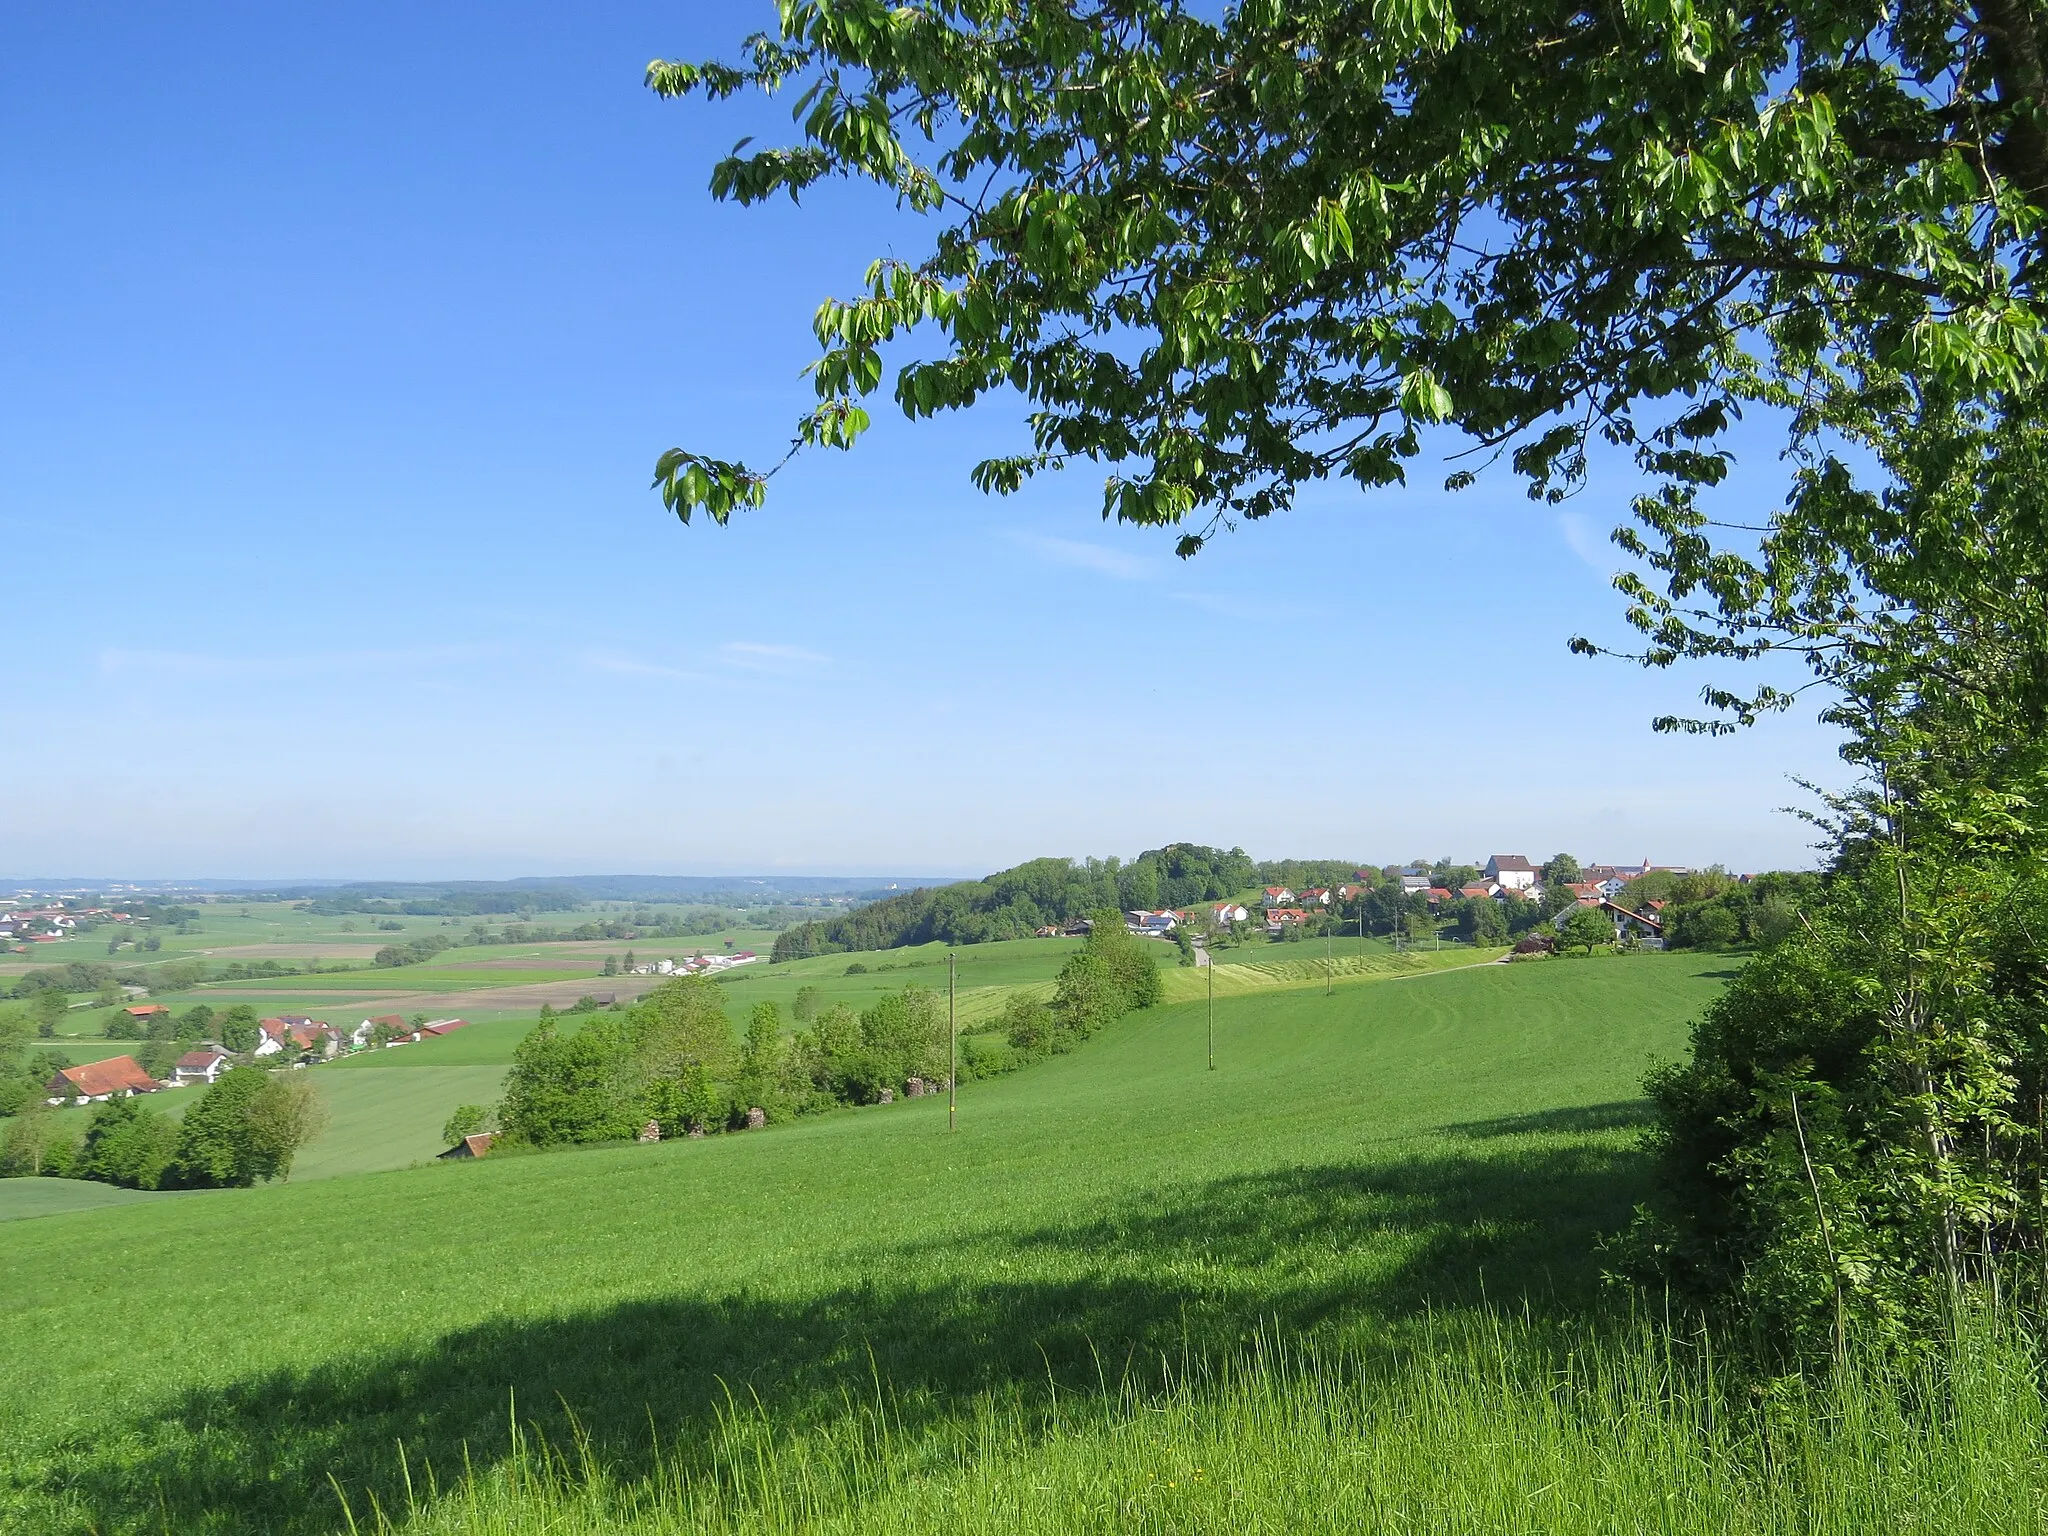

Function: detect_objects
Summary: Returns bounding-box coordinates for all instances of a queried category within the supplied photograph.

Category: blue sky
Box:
[0,3,1846,880]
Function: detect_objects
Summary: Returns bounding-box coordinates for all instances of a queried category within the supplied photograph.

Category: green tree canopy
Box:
[651,2,2048,739]
[1558,905,1617,956]
[77,1098,181,1191]
[169,1067,282,1188]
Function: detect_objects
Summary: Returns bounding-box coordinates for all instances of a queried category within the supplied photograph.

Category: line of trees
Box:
[988,916,1164,1068]
[0,1066,327,1189]
[494,922,1162,1151]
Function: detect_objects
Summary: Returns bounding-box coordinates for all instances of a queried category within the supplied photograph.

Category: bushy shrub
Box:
[0,1101,79,1178]
[164,1068,323,1186]
[77,1098,180,1190]
[498,1016,645,1147]
[1629,844,2048,1355]
[442,1104,493,1144]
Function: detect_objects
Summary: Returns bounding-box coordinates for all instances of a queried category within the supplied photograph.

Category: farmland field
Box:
[0,1178,168,1222]
[289,1066,513,1181]
[2,952,1740,1533]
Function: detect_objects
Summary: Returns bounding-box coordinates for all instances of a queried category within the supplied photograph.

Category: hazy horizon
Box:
[2,5,1846,877]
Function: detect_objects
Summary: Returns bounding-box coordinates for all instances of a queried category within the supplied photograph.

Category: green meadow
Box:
[0,955,1725,1528]
[8,949,2039,1532]
[288,1066,515,1181]
[0,1177,168,1222]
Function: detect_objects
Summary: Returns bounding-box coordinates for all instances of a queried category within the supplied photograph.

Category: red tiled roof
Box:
[50,1056,159,1097]
[123,1004,169,1018]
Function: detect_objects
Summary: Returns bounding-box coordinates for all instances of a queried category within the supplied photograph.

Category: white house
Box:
[1211,901,1251,925]
[1484,855,1539,892]
[1127,910,1177,934]
[1399,873,1432,895]
[1261,886,1296,907]
[173,1049,231,1085]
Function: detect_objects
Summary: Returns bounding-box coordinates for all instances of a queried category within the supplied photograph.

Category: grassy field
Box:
[2,953,1733,1532]
[290,1066,513,1181]
[0,1178,169,1222]
[9,950,2033,1532]
[719,936,1084,1028]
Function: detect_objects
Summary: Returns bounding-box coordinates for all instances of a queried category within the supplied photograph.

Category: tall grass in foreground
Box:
[345,1307,2047,1536]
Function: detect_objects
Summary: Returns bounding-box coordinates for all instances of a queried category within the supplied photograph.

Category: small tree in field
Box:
[245,1076,329,1182]
[1,1099,75,1177]
[442,1103,493,1145]
[1558,906,1616,956]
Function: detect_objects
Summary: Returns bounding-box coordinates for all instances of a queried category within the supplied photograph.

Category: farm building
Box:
[46,1056,161,1104]
[438,1133,496,1160]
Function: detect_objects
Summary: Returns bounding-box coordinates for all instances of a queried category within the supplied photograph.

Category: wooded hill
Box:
[771,845,1257,959]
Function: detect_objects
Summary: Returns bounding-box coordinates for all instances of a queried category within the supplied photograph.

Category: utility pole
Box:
[1207,950,1215,1071]
[948,951,957,1132]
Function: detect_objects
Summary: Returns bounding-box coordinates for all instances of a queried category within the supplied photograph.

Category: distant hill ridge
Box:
[771,845,1267,958]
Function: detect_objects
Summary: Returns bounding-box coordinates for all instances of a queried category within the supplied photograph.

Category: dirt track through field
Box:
[197,943,388,960]
[303,975,669,1017]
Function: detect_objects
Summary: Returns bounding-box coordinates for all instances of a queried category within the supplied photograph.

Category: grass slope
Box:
[291,1066,513,1182]
[0,1179,168,1222]
[0,954,1722,1534]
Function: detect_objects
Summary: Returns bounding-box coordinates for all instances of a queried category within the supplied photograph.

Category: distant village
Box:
[39,1009,479,1108]
[18,857,1708,1115]
[34,953,769,1110]
[1107,855,1699,945]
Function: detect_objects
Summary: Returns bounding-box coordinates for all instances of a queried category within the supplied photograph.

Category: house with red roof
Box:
[438,1132,496,1160]
[419,1018,470,1036]
[1265,907,1312,934]
[45,1055,161,1104]
[1262,886,1296,907]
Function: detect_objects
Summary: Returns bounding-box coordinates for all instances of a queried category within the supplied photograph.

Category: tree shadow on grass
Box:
[49,1138,1650,1534]
[1437,1100,1656,1140]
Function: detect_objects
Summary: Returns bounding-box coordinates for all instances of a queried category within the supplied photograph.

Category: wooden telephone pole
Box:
[1207,948,1215,1071]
